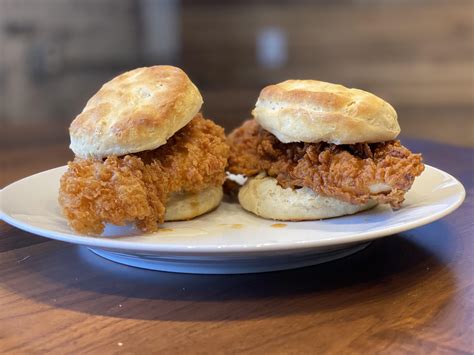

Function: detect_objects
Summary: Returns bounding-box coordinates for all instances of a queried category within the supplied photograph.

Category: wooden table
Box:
[1,139,472,353]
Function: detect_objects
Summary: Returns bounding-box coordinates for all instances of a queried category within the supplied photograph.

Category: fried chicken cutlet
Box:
[228,119,424,208]
[59,115,229,234]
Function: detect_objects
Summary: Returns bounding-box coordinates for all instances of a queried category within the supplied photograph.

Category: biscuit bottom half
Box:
[239,175,377,221]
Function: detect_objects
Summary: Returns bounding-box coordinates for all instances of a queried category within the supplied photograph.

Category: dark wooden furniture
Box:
[0,139,472,353]
[2,0,473,147]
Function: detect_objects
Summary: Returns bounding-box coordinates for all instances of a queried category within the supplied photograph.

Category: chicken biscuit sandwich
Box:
[228,80,424,220]
[59,66,229,234]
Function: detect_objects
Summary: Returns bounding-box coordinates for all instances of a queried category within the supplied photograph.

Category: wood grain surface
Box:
[0,137,473,353]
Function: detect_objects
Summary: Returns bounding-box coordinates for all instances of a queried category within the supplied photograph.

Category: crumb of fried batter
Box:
[227,119,424,208]
[59,114,229,235]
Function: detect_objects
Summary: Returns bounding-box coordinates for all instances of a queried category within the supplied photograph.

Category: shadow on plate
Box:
[2,220,458,322]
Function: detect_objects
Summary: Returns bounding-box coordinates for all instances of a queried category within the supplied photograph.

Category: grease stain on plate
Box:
[218,223,244,229]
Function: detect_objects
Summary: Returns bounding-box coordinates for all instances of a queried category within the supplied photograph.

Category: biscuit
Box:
[238,174,377,220]
[165,186,223,221]
[70,66,203,158]
[253,80,399,144]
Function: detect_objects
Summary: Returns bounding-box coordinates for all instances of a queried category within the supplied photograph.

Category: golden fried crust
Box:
[60,115,229,235]
[69,66,203,159]
[227,120,424,208]
[253,80,400,144]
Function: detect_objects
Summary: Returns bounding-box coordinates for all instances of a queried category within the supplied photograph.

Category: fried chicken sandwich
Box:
[59,66,229,234]
[228,80,424,220]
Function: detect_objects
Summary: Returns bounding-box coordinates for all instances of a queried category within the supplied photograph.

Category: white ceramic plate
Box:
[0,165,465,274]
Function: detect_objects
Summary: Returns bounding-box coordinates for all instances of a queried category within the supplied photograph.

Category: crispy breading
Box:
[228,120,424,207]
[59,115,229,234]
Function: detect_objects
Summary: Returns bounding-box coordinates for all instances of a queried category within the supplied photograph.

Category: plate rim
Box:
[0,164,466,255]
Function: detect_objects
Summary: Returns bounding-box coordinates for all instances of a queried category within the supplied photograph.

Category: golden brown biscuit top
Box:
[69,65,203,158]
[252,79,400,144]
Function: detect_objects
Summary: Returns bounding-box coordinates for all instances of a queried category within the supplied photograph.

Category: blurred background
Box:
[0,0,473,160]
